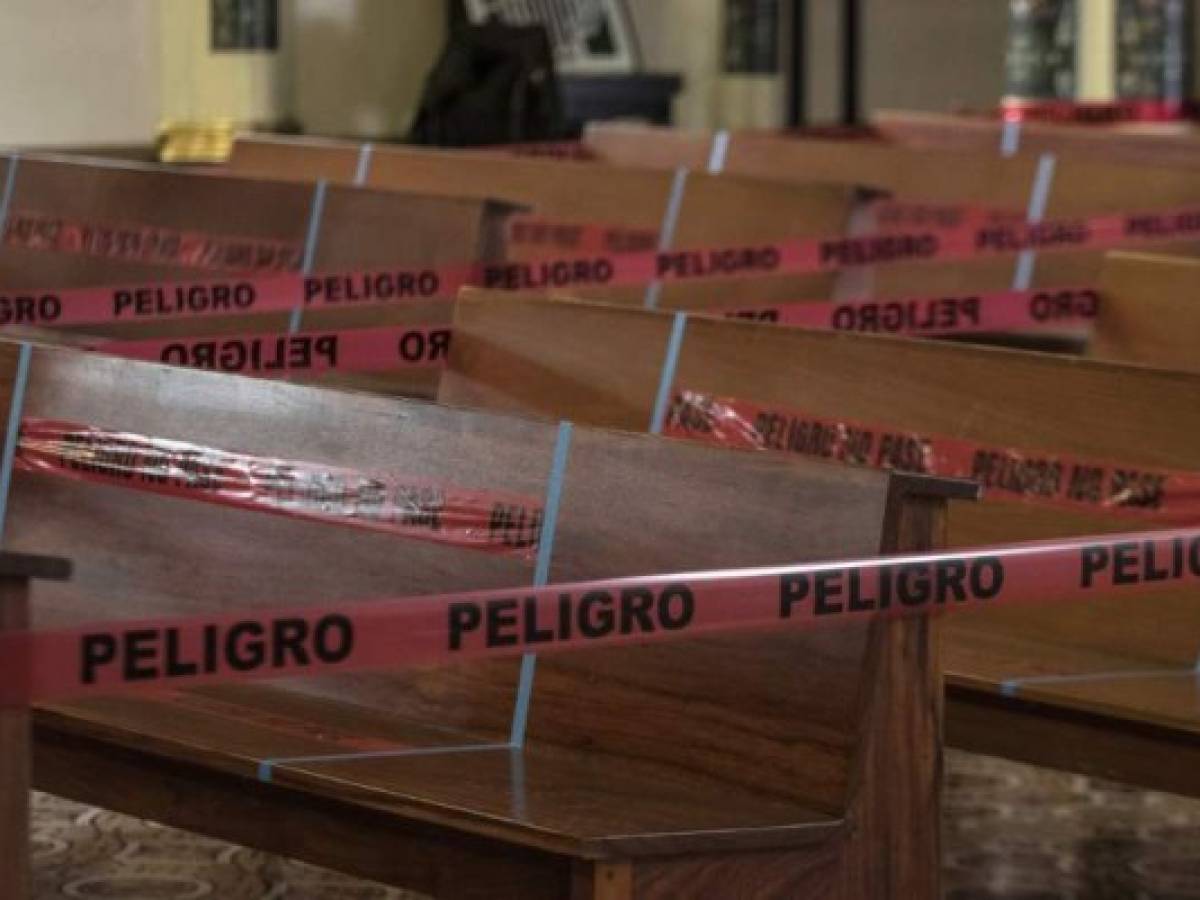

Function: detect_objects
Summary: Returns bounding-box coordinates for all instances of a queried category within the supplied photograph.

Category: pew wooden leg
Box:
[836,490,946,899]
[0,575,31,900]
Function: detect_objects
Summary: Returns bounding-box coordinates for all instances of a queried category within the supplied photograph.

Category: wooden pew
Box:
[581,122,1200,299]
[1089,251,1200,374]
[875,109,1200,171]
[225,134,868,309]
[0,154,513,398]
[0,552,71,899]
[440,290,1200,796]
[2,339,972,898]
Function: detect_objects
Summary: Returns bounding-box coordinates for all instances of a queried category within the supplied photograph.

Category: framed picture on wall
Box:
[1116,0,1192,101]
[462,0,640,73]
[211,0,279,52]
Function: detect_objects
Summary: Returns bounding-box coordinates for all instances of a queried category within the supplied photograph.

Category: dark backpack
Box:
[409,22,565,147]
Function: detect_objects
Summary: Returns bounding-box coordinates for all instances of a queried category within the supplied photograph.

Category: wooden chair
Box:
[441,290,1200,796]
[1090,251,1200,374]
[0,338,972,898]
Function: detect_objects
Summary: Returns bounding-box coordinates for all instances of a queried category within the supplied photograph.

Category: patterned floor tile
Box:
[29,749,1200,898]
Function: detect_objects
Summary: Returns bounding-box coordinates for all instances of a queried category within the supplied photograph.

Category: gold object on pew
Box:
[157,119,237,164]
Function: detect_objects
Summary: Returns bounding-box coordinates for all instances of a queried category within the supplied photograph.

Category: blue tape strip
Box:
[0,153,21,234]
[508,744,528,820]
[648,312,688,435]
[289,179,329,334]
[706,130,730,174]
[257,424,572,777]
[0,343,33,544]
[257,741,510,783]
[509,420,573,748]
[1011,153,1057,292]
[1000,118,1022,157]
[1026,153,1057,222]
[353,143,375,186]
[643,167,690,310]
[1000,666,1195,699]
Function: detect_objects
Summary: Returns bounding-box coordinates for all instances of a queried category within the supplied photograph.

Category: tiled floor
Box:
[943,753,1200,900]
[31,750,1200,898]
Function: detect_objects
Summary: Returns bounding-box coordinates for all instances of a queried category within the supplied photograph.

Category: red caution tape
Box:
[724,286,1098,337]
[16,419,544,558]
[874,201,1025,233]
[2,524,1199,705]
[507,215,658,254]
[3,211,304,273]
[0,267,473,330]
[6,201,1200,330]
[999,98,1194,125]
[97,325,452,377]
[487,140,599,160]
[90,285,1092,381]
[663,390,1200,522]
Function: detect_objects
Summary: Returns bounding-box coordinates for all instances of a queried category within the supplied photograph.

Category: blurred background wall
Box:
[0,0,161,147]
[288,0,444,136]
[1,0,1196,148]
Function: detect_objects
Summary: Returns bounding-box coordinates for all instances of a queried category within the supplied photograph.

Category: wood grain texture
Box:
[34,717,576,900]
[0,337,953,892]
[839,490,944,900]
[3,155,506,294]
[876,109,1200,171]
[585,122,1200,216]
[582,122,1200,298]
[0,576,32,900]
[946,683,1200,797]
[576,862,633,900]
[440,292,1200,793]
[227,135,858,307]
[0,155,512,400]
[627,845,842,900]
[1091,251,1200,374]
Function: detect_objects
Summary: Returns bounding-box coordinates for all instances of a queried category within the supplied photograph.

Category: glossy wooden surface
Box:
[35,711,578,900]
[0,155,510,398]
[876,109,1200,171]
[0,338,957,899]
[584,122,1200,216]
[841,490,946,899]
[3,154,506,294]
[0,576,32,900]
[0,546,64,900]
[582,122,1200,299]
[440,292,1200,792]
[226,135,862,307]
[1091,251,1200,374]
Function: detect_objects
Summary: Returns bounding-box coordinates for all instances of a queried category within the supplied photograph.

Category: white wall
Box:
[0,0,161,147]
